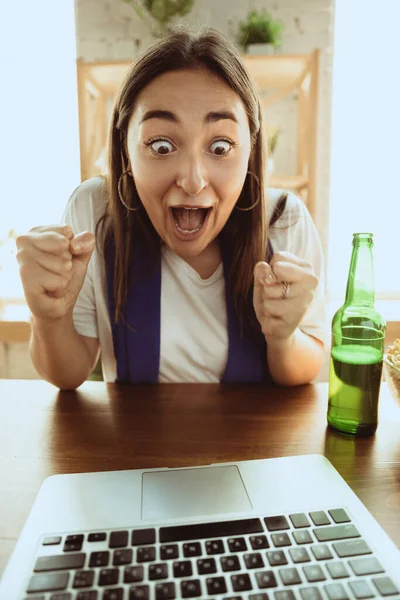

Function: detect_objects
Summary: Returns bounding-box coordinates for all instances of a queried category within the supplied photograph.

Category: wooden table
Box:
[1,380,400,579]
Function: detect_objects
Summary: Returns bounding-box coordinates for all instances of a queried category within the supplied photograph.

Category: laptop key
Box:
[76,591,98,600]
[181,579,202,597]
[129,584,150,600]
[372,577,399,596]
[272,533,291,547]
[149,563,169,580]
[289,547,311,563]
[207,576,228,595]
[303,565,326,582]
[221,555,241,571]
[300,587,323,600]
[50,594,72,600]
[88,532,106,542]
[132,528,156,546]
[244,552,264,569]
[161,544,180,559]
[155,582,176,600]
[24,597,46,600]
[228,537,247,552]
[137,546,156,562]
[264,516,290,531]
[267,550,288,566]
[326,562,350,579]
[124,565,144,583]
[314,525,360,543]
[349,557,385,576]
[173,560,193,577]
[103,590,123,600]
[34,553,86,572]
[72,569,95,588]
[279,567,302,585]
[231,573,252,591]
[206,539,225,554]
[324,583,349,600]
[27,572,69,593]
[329,509,350,524]
[197,557,217,575]
[183,542,202,557]
[333,540,372,558]
[113,548,133,566]
[250,535,269,550]
[290,514,311,528]
[160,518,263,542]
[109,530,129,548]
[64,534,84,552]
[275,592,296,600]
[249,594,268,600]
[311,544,333,560]
[255,570,278,589]
[309,511,330,526]
[349,580,376,599]
[89,550,109,567]
[43,536,62,546]
[98,567,119,585]
[293,531,313,545]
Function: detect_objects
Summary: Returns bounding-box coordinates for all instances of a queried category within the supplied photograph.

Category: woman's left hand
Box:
[253,251,319,343]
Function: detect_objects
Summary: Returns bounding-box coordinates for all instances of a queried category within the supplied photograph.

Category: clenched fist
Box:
[253,251,318,343]
[16,225,95,322]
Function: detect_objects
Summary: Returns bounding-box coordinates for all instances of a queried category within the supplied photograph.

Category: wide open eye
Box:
[147,138,175,155]
[208,139,234,156]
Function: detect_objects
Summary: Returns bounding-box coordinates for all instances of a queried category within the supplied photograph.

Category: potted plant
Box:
[237,9,284,55]
[123,0,195,37]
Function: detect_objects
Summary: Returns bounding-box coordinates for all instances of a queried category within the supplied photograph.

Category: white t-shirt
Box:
[62,177,327,383]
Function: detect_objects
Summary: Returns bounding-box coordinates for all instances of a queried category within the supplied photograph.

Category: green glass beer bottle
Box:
[327,233,386,436]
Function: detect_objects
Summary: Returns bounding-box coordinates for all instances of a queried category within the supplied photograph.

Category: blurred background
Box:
[0,0,399,379]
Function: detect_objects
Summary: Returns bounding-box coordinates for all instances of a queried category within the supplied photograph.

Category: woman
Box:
[16,27,326,389]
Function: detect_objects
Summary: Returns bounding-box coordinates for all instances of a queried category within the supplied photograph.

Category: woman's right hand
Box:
[16,225,96,322]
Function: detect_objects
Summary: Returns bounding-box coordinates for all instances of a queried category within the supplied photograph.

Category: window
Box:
[328,0,400,301]
[0,0,79,299]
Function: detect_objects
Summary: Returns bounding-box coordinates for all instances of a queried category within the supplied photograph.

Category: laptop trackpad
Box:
[141,465,252,520]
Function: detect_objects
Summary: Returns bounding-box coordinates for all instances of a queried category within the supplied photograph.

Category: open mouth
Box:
[170,206,212,238]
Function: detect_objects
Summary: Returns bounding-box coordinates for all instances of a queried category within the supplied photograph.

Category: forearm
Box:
[30,314,97,390]
[267,328,325,386]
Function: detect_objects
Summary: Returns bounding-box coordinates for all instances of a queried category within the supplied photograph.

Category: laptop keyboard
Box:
[23,508,399,600]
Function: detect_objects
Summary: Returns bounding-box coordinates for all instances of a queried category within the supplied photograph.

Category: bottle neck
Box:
[344,237,375,306]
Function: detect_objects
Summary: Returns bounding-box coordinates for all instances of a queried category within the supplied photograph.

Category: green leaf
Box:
[236,9,284,49]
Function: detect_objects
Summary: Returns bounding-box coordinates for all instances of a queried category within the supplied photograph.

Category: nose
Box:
[175,154,207,197]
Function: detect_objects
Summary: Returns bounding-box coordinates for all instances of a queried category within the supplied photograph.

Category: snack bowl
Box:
[383,339,400,408]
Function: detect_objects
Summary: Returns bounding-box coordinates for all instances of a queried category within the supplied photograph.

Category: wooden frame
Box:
[76,51,320,217]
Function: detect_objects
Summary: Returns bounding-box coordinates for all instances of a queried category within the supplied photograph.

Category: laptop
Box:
[1,454,399,599]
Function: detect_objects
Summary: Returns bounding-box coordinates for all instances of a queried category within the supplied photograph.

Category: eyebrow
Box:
[139,109,238,125]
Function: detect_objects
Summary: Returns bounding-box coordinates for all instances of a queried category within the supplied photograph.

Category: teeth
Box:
[175,223,202,234]
[172,206,212,210]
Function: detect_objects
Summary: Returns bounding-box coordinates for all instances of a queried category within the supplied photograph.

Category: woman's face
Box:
[126,68,252,259]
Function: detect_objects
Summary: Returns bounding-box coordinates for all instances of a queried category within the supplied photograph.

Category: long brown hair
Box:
[99,26,272,325]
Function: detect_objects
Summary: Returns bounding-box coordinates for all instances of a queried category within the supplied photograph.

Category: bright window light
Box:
[328,0,400,300]
[0,0,80,299]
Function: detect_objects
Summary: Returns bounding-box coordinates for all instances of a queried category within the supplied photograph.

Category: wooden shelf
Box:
[243,54,311,90]
[269,174,309,191]
[76,50,320,218]
[0,303,31,343]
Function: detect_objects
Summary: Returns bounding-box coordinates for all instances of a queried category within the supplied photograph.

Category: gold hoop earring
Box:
[234,171,261,212]
[118,170,142,211]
